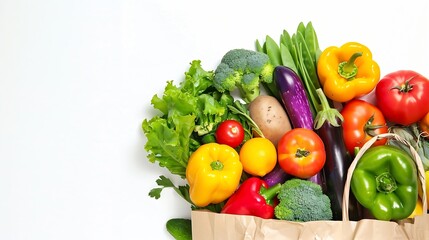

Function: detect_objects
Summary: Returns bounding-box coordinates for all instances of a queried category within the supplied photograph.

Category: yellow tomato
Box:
[239,137,277,177]
[408,197,423,219]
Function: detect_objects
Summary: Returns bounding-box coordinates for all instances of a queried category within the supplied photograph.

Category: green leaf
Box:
[304,22,321,64]
[255,39,264,53]
[296,22,306,38]
[265,35,281,66]
[280,30,297,65]
[279,43,298,74]
[296,31,320,90]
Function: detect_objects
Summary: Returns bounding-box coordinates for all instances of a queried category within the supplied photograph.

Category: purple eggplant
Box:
[262,66,325,188]
[274,66,313,129]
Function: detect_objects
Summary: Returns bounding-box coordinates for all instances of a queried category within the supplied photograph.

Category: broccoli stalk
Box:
[213,49,275,103]
[274,178,333,222]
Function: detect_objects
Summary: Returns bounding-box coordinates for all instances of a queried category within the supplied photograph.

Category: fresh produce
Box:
[277,128,326,179]
[221,177,282,219]
[186,143,243,207]
[273,66,313,130]
[314,89,361,220]
[248,95,292,146]
[239,137,277,177]
[257,22,323,117]
[258,23,356,220]
[141,22,429,236]
[375,70,429,126]
[341,99,388,155]
[215,119,245,148]
[408,198,424,219]
[317,42,380,103]
[272,65,324,186]
[143,60,251,179]
[351,145,418,221]
[274,178,333,222]
[166,218,192,240]
[212,48,275,103]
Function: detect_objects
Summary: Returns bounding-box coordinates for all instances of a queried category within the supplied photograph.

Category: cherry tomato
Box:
[341,99,388,155]
[375,70,429,126]
[277,128,326,179]
[239,137,277,177]
[215,119,245,148]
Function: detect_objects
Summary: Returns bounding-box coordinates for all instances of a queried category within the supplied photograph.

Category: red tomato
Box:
[215,120,245,148]
[375,70,429,126]
[277,128,326,179]
[341,99,388,155]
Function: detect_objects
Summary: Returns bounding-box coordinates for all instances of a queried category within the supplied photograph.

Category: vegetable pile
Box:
[143,22,429,239]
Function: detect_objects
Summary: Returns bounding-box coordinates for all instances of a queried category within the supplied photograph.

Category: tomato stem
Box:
[365,114,386,137]
[390,78,416,93]
[295,149,310,158]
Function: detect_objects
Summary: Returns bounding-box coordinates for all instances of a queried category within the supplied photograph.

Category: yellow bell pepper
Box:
[186,143,243,207]
[317,42,380,103]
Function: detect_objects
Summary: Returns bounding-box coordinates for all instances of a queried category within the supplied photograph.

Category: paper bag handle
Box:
[342,133,427,221]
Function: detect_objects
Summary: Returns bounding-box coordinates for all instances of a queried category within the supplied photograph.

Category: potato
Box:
[248,95,292,147]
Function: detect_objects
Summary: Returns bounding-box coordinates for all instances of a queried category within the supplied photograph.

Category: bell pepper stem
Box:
[260,183,282,206]
[210,160,224,171]
[376,172,397,193]
[338,52,362,80]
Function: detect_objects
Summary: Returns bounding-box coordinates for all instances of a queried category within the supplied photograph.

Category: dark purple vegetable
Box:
[313,88,361,220]
[262,65,325,188]
[262,164,290,187]
[316,120,361,220]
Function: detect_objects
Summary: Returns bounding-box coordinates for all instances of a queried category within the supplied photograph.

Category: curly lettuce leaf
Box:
[142,114,195,178]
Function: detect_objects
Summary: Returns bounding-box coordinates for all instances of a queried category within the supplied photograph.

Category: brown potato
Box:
[248,95,292,147]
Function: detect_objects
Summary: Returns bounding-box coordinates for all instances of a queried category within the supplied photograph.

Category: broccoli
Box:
[213,48,274,103]
[274,178,333,222]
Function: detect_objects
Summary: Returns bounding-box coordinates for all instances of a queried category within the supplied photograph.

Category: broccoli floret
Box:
[274,178,333,222]
[213,49,274,103]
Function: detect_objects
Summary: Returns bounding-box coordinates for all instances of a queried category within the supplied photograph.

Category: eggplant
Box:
[273,66,313,129]
[316,120,361,220]
[262,164,290,187]
[262,65,325,187]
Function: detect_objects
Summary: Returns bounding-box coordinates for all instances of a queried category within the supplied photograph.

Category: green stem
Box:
[210,160,224,171]
[313,88,344,129]
[376,172,397,193]
[390,78,415,93]
[260,183,282,205]
[295,149,310,158]
[365,114,386,137]
[338,52,362,80]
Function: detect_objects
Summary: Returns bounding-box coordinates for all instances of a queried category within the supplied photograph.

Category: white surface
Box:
[1,0,428,239]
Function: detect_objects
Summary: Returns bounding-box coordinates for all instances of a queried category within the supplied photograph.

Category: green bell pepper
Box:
[351,145,418,221]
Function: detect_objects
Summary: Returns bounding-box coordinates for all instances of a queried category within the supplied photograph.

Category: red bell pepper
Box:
[220,177,282,219]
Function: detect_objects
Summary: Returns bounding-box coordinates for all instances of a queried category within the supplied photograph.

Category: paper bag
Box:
[191,133,429,240]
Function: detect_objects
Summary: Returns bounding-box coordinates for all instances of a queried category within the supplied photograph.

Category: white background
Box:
[1,0,428,239]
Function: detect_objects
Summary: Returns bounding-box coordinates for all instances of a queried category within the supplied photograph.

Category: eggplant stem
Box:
[313,88,344,129]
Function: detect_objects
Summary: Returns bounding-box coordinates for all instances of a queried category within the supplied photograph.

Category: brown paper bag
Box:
[191,133,429,240]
